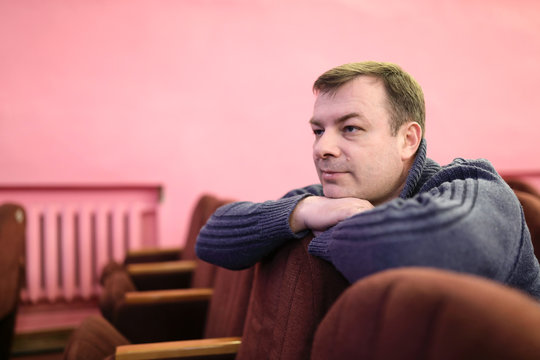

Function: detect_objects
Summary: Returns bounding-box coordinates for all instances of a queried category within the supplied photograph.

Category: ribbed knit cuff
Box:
[258,194,313,241]
[307,230,333,262]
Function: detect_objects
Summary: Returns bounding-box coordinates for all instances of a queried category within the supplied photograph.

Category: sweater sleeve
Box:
[308,160,540,297]
[196,185,322,270]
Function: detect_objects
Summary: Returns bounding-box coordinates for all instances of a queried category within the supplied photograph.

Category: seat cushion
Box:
[312,267,540,360]
[64,315,130,360]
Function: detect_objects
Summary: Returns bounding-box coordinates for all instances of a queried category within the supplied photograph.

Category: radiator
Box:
[0,185,162,303]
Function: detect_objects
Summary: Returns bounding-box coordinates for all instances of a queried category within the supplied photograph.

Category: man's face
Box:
[310,76,409,205]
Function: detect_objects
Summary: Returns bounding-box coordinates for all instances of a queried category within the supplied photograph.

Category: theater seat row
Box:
[5,177,540,359]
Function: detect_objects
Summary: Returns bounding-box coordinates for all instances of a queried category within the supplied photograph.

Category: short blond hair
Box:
[313,61,425,137]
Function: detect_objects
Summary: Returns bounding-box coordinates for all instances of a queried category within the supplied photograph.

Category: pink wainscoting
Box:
[1,0,540,255]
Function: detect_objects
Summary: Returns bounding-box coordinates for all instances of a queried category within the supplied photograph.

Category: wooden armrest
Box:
[124,247,183,264]
[124,288,213,305]
[127,260,197,276]
[127,247,182,257]
[115,337,241,360]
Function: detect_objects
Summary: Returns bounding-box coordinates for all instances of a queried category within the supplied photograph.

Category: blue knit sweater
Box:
[196,140,540,299]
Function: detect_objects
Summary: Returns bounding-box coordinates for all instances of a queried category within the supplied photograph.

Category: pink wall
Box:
[1,0,540,247]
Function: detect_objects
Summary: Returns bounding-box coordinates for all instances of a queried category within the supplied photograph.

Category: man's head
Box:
[313,61,425,137]
[310,61,424,205]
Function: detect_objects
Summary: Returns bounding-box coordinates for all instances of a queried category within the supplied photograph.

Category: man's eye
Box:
[313,129,324,136]
[343,126,360,133]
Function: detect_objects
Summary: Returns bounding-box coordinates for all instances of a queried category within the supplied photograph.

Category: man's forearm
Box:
[307,177,540,299]
[196,195,310,269]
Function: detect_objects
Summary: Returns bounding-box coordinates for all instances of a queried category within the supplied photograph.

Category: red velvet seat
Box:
[0,203,26,360]
[100,193,231,291]
[64,265,254,360]
[109,234,348,359]
[62,315,130,360]
[500,177,540,258]
[504,177,540,198]
[237,235,349,360]
[312,267,540,360]
[99,194,232,337]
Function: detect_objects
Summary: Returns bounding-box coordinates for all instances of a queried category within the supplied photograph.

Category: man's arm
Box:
[307,169,540,298]
[289,196,374,234]
[195,185,322,270]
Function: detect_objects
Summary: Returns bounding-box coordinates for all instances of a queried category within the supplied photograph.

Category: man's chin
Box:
[322,185,354,199]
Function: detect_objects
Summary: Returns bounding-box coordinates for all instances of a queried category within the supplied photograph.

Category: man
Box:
[196,61,540,298]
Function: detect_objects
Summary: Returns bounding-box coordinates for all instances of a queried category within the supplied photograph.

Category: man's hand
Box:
[289,196,374,234]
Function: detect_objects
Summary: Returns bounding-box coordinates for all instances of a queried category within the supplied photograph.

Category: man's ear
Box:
[400,122,422,161]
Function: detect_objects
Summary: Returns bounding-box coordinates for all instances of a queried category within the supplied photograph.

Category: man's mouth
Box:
[320,170,348,180]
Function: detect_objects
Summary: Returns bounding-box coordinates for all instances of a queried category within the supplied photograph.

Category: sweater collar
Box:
[399,138,428,199]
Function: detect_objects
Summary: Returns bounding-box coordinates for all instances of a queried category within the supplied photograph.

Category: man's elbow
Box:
[195,242,252,271]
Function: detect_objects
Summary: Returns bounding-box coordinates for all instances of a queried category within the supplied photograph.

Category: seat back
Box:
[312,267,540,360]
[181,194,228,261]
[99,195,232,321]
[203,266,254,339]
[119,193,218,266]
[190,196,233,289]
[502,177,540,258]
[237,235,349,360]
[0,203,26,360]
[504,177,540,198]
[64,266,254,360]
[112,266,252,344]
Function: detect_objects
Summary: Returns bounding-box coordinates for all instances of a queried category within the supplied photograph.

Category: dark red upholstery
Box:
[63,315,130,360]
[504,177,540,198]
[501,177,540,257]
[64,265,254,360]
[204,267,254,339]
[99,269,136,322]
[312,267,540,360]
[112,266,253,346]
[112,286,210,343]
[0,203,26,360]
[99,194,231,331]
[237,235,349,360]
[99,193,220,289]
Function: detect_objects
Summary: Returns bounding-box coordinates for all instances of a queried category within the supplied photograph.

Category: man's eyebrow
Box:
[309,112,361,126]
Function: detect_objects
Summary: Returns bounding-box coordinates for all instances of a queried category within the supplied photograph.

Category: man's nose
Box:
[313,132,341,159]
